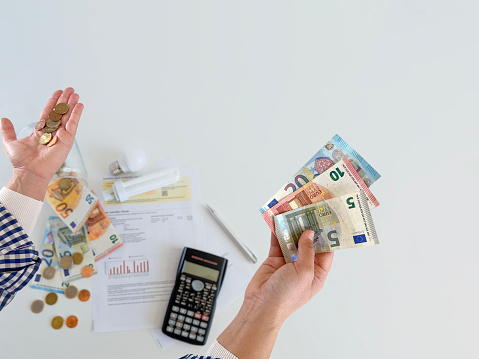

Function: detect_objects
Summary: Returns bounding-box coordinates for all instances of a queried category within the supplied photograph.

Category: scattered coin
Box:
[47,135,58,147]
[65,285,78,299]
[43,266,55,280]
[45,292,58,305]
[51,316,64,329]
[49,110,62,122]
[66,315,78,328]
[59,178,72,190]
[31,300,44,313]
[35,120,46,131]
[81,265,94,278]
[72,252,83,265]
[39,132,52,145]
[60,255,73,270]
[78,289,90,302]
[54,103,69,115]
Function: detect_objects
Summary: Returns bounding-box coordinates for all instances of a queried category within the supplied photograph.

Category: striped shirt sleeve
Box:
[0,203,41,311]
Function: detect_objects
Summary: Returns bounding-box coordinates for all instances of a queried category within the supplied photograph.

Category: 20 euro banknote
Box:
[260,134,381,213]
[262,158,379,231]
[274,191,379,263]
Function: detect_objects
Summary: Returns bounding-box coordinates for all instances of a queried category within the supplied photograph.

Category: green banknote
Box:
[274,191,379,263]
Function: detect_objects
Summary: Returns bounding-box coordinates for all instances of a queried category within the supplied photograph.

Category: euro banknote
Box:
[49,216,97,282]
[45,176,98,234]
[260,134,381,213]
[262,158,379,231]
[86,201,123,261]
[274,191,379,263]
[30,223,69,294]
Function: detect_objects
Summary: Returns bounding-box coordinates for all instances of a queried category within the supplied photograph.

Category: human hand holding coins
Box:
[1,87,84,201]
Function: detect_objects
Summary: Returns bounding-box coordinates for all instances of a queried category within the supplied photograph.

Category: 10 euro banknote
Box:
[274,191,379,263]
[260,134,381,213]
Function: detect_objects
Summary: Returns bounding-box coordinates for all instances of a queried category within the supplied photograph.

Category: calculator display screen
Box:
[183,261,219,282]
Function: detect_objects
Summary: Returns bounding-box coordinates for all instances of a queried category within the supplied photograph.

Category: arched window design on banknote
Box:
[282,203,342,251]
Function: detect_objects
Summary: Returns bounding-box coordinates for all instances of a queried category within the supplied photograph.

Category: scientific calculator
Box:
[162,247,228,345]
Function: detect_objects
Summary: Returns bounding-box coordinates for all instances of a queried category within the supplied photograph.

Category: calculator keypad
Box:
[165,275,217,343]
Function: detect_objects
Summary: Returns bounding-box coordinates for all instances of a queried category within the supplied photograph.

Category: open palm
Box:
[1,88,84,183]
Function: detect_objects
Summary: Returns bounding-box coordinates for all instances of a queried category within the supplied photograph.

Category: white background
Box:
[1,1,478,358]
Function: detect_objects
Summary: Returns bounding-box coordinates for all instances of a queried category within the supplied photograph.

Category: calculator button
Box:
[202,315,209,322]
[166,326,174,333]
[170,313,178,319]
[194,313,202,319]
[176,322,184,328]
[205,285,211,290]
[182,331,189,337]
[183,324,191,331]
[187,310,194,317]
[212,285,217,290]
[197,336,204,342]
[191,279,204,292]
[193,319,200,326]
[174,328,181,335]
[180,308,187,314]
[168,320,176,326]
[185,317,193,324]
[172,306,180,312]
[189,333,197,340]
[191,326,198,332]
[175,300,180,304]
[186,278,191,283]
[198,328,206,335]
[178,315,185,321]
[200,322,208,328]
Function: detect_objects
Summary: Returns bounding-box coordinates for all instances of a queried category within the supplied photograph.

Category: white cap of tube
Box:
[102,168,180,202]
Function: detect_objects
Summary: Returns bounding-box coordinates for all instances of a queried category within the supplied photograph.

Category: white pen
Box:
[205,204,257,264]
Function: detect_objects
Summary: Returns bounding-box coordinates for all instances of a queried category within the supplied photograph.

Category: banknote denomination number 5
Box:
[86,194,94,205]
[328,230,340,247]
[330,167,345,181]
[346,197,355,209]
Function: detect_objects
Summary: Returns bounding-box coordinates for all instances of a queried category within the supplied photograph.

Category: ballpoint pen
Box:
[205,204,258,264]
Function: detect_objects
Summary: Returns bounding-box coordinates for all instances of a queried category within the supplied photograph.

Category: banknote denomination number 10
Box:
[330,167,345,181]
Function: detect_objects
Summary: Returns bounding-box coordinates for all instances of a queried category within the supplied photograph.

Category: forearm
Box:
[217,299,285,359]
[5,169,50,202]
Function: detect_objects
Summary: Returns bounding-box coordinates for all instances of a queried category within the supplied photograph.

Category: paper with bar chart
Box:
[91,167,206,332]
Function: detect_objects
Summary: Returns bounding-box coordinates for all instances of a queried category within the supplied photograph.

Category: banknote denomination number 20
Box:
[330,167,345,181]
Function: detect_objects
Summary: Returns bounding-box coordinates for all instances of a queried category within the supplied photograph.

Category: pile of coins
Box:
[36,102,69,146]
[56,251,94,278]
[30,288,91,330]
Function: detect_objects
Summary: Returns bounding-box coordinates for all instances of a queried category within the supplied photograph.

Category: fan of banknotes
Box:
[260,134,381,263]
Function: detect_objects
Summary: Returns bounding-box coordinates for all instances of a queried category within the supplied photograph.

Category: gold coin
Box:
[49,110,62,122]
[42,126,59,133]
[59,178,72,190]
[45,292,58,305]
[35,120,46,130]
[66,315,78,328]
[31,300,44,313]
[78,289,90,302]
[47,135,58,147]
[51,316,64,329]
[46,119,61,128]
[60,255,73,270]
[43,266,55,280]
[39,132,52,145]
[81,265,94,278]
[65,285,78,299]
[72,252,83,265]
[54,103,69,115]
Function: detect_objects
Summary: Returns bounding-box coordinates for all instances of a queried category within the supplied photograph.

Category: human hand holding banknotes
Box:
[1,87,83,200]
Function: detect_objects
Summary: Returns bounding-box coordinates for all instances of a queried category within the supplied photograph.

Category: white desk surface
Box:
[1,2,478,358]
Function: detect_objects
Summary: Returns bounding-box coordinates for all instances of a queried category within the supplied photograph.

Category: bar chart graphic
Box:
[108,259,149,276]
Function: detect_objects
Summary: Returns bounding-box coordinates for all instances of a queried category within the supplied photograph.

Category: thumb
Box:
[1,118,17,144]
[295,229,315,273]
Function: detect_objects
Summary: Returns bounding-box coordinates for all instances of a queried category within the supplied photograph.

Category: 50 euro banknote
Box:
[45,177,98,234]
[274,191,379,263]
[30,224,69,294]
[86,201,123,261]
[260,134,381,213]
[49,216,97,282]
[262,158,379,231]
